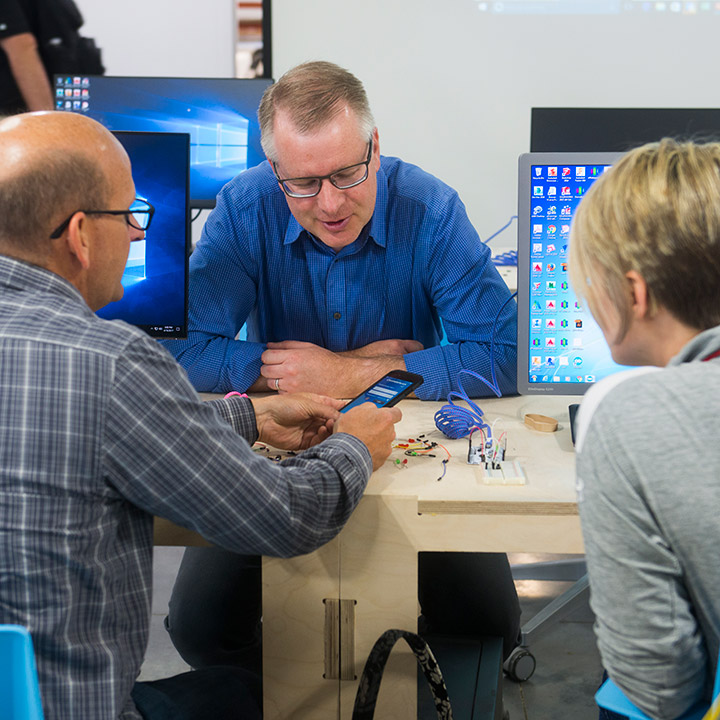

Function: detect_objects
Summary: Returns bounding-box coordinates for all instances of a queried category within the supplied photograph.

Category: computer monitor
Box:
[53,75,273,208]
[531,108,720,152]
[97,131,190,339]
[516,151,626,395]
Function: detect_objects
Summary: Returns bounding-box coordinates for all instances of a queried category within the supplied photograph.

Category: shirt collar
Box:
[0,253,88,307]
[282,160,390,251]
[669,324,720,366]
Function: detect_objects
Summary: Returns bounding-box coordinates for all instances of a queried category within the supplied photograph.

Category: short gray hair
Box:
[258,61,375,161]
[0,151,109,256]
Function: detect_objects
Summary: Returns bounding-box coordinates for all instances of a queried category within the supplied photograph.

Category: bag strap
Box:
[352,629,453,720]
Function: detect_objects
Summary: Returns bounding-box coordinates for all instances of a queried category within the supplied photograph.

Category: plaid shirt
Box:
[0,254,372,720]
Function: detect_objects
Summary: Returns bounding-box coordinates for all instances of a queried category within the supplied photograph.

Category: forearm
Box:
[1,34,53,111]
[205,395,258,444]
[161,333,265,393]
[107,341,373,558]
[404,340,517,401]
[338,355,407,397]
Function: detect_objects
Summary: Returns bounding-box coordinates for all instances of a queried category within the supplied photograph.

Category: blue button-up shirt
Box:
[163,156,517,400]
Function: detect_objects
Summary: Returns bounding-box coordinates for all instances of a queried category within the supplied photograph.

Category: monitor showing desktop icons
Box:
[517,152,627,396]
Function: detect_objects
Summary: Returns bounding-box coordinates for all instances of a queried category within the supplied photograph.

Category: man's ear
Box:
[626,270,649,320]
[64,212,91,270]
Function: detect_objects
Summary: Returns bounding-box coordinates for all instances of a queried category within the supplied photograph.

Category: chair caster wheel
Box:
[503,647,536,682]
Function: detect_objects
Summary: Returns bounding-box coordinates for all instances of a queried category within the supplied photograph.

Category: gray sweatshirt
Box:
[575,325,720,719]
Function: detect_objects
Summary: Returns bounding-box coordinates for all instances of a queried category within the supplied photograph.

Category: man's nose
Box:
[315,179,345,215]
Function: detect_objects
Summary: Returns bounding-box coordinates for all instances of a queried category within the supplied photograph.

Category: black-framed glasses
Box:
[49,197,155,239]
[273,138,374,199]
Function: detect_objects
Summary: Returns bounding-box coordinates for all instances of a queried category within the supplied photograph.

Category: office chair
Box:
[0,624,45,720]
[504,557,589,681]
[595,648,720,720]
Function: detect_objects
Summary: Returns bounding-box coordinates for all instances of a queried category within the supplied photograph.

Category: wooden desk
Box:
[260,394,581,719]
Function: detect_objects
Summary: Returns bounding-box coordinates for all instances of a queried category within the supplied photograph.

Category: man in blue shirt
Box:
[163,61,521,675]
[162,64,516,402]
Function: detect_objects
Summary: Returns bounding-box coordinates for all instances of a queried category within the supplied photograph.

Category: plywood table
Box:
[260,394,581,719]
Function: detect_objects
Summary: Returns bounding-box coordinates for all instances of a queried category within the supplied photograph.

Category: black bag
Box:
[35,0,105,76]
[352,629,453,720]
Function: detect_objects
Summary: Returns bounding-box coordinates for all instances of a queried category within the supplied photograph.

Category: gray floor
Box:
[141,548,604,718]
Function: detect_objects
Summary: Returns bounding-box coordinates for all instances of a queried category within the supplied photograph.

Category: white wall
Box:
[80,0,235,78]
[272,0,720,247]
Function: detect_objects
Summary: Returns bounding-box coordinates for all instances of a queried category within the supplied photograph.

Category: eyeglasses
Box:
[273,139,374,199]
[49,197,155,240]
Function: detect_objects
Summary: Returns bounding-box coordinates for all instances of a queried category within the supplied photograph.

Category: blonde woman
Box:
[570,139,720,720]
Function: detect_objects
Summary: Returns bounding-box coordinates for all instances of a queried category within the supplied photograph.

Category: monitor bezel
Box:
[53,74,273,209]
[530,107,720,153]
[516,151,623,396]
[110,130,191,339]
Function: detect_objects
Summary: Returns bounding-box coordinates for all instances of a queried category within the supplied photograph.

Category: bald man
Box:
[0,111,401,720]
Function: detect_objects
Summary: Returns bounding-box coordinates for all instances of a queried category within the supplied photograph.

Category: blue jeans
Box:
[165,548,522,670]
[131,666,261,720]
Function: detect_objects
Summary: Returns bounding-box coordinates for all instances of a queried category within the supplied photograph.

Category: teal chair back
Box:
[596,650,720,720]
[0,625,44,720]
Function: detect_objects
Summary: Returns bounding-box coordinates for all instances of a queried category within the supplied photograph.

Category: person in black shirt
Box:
[0,0,53,114]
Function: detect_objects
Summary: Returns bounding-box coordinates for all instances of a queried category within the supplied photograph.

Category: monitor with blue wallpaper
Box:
[54,75,272,208]
[97,131,190,339]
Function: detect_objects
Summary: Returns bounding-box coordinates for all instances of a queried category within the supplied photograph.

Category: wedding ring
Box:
[274,378,280,391]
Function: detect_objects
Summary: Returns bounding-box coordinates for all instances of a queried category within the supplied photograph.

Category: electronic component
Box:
[480,461,526,486]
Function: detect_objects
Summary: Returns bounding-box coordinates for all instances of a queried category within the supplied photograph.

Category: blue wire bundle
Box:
[434,290,517,440]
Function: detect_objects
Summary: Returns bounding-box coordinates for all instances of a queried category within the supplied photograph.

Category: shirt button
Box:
[333,312,342,320]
